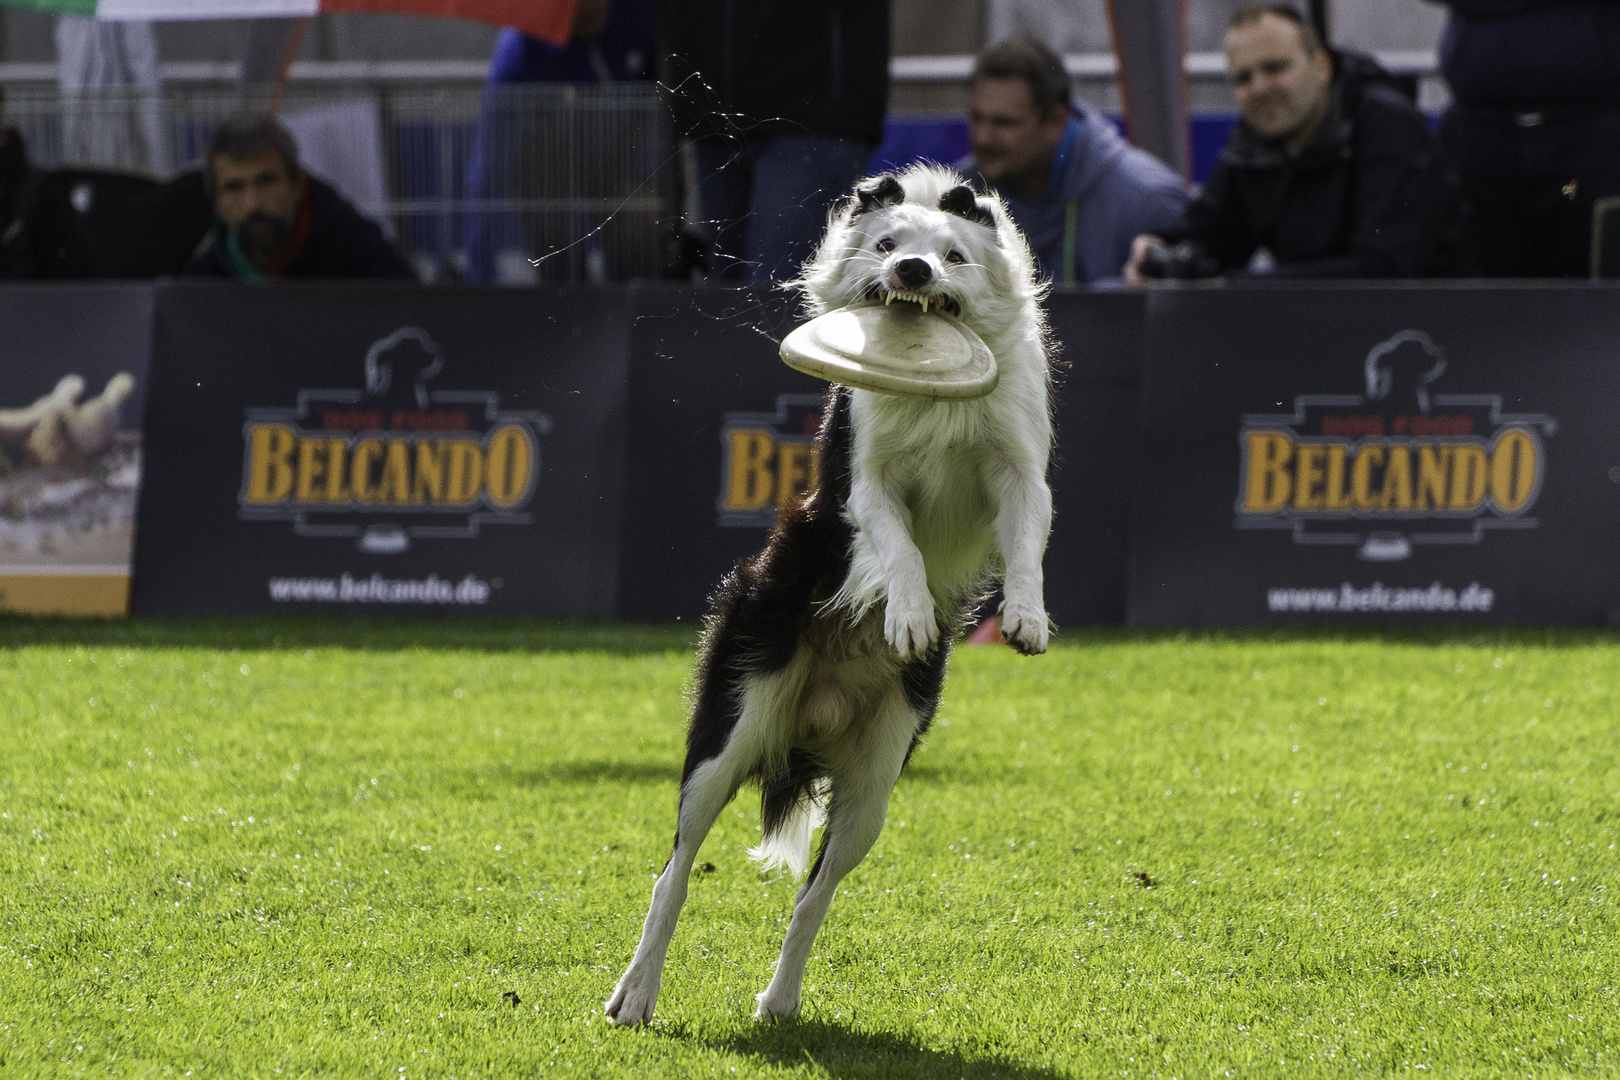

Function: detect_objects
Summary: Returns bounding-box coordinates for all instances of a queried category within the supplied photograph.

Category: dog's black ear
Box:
[938,184,996,229]
[853,174,905,215]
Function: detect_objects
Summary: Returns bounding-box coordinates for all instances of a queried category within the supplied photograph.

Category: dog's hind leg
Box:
[605,674,777,1027]
[754,688,918,1020]
[604,753,742,1025]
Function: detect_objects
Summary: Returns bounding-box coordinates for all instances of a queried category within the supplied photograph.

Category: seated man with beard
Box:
[185,114,415,281]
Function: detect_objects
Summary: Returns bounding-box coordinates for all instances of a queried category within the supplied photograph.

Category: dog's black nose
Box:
[894,257,932,289]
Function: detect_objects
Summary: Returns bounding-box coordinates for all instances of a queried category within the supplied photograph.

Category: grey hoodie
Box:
[961,103,1189,286]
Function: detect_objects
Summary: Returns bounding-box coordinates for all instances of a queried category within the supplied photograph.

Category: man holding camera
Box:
[1125,4,1469,284]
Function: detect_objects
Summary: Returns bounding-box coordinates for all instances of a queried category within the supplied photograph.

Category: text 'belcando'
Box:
[1237,427,1542,518]
[241,423,537,509]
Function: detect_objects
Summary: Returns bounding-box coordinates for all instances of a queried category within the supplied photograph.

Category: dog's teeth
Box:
[885,292,893,305]
[919,296,929,313]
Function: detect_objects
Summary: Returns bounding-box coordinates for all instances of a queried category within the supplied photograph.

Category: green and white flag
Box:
[0,0,575,45]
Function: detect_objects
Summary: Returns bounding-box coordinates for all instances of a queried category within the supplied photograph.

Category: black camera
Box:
[1137,240,1221,281]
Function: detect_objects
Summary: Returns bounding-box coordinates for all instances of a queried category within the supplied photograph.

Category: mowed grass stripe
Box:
[0,620,1615,1078]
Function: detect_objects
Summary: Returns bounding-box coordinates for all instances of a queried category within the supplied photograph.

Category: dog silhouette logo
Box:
[1363,329,1446,413]
[363,327,445,410]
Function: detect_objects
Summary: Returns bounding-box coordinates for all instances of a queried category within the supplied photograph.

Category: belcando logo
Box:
[239,327,551,553]
[1235,330,1556,561]
[716,393,823,527]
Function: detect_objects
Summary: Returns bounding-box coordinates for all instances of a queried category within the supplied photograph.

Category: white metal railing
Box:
[893,49,1439,80]
[0,50,1443,86]
[0,59,492,82]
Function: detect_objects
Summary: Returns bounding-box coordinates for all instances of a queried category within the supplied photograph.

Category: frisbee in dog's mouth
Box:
[779,303,998,399]
[864,282,963,318]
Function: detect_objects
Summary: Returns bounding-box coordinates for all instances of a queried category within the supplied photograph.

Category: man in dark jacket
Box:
[185,114,415,282]
[1434,0,1620,276]
[1125,4,1468,283]
[0,111,99,279]
[667,0,890,284]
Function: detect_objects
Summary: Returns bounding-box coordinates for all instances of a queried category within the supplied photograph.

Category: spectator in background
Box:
[461,0,658,283]
[960,35,1188,287]
[482,0,653,85]
[0,90,99,279]
[1125,4,1470,284]
[669,0,890,285]
[186,114,415,282]
[1434,0,1620,277]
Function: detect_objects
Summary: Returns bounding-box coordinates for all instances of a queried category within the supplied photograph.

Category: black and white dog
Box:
[606,164,1054,1025]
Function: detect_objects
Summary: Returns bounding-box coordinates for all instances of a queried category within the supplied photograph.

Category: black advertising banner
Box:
[0,285,153,616]
[616,287,1146,625]
[132,283,631,616]
[616,286,826,621]
[1129,285,1620,625]
[1045,290,1145,625]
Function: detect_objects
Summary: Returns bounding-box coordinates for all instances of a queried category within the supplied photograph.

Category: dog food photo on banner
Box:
[0,372,140,616]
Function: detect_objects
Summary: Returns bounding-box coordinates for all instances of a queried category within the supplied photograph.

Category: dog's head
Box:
[793,164,1038,337]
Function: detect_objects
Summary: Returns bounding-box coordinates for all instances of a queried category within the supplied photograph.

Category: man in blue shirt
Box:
[959,36,1189,287]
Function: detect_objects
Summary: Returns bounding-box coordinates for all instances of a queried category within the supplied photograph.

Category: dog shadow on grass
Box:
[682,1019,1068,1080]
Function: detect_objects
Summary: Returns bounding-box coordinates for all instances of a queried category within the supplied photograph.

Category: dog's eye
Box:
[875,237,895,254]
[945,249,966,264]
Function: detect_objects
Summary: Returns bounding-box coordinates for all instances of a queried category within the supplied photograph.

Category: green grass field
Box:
[2,618,1616,1078]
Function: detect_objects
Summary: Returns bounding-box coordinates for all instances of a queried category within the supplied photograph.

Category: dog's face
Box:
[799,169,1025,334]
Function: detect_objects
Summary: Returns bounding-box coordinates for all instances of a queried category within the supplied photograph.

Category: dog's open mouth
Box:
[864,282,963,318]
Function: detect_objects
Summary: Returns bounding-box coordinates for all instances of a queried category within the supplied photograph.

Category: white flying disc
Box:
[780,304,998,400]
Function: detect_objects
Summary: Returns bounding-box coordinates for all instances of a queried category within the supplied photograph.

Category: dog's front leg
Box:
[986,453,1052,654]
[849,474,936,658]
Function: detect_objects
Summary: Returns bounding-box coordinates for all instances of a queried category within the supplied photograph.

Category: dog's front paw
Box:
[884,588,938,659]
[1000,596,1050,655]
[754,988,801,1021]
[604,966,660,1027]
